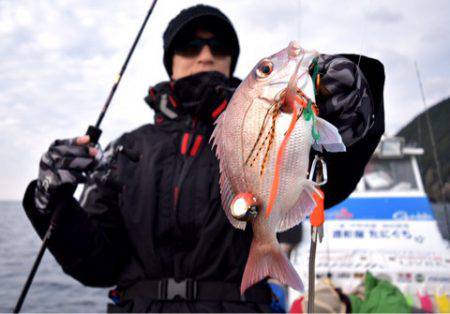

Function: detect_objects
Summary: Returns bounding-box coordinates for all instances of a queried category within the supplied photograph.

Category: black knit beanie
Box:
[163,5,240,78]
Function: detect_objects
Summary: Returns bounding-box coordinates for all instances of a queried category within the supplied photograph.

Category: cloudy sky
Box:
[1,0,449,200]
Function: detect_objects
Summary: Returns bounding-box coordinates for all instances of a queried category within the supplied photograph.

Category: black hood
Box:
[145,71,241,126]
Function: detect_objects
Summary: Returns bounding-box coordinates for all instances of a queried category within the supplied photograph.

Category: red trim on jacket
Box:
[148,87,155,99]
[189,135,204,157]
[211,99,228,119]
[180,133,190,155]
[168,95,178,108]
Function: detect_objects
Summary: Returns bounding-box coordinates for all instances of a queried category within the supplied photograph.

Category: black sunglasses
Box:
[174,37,231,57]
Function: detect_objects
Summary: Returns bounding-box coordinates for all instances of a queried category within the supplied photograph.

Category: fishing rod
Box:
[13,1,159,312]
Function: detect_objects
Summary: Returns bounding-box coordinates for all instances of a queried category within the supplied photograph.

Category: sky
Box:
[0,0,449,200]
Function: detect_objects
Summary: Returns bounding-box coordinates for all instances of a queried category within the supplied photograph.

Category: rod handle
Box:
[86,125,102,145]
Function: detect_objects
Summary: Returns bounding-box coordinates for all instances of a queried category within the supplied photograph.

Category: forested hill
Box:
[396,97,449,202]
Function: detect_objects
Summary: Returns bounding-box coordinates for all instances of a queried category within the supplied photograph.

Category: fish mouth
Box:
[257,87,298,114]
[260,86,305,115]
[263,70,309,105]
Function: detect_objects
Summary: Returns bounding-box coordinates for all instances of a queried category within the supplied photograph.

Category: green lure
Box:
[312,116,320,141]
[310,57,321,141]
[303,100,313,121]
[303,99,320,141]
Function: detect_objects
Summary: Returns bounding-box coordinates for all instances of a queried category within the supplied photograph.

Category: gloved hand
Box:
[34,135,98,213]
[314,54,373,146]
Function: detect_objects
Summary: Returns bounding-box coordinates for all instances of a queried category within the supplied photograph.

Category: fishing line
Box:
[356,0,374,67]
[297,0,302,40]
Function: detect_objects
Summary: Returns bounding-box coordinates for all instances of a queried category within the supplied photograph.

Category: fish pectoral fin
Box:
[277,179,318,232]
[219,172,247,230]
[312,117,346,153]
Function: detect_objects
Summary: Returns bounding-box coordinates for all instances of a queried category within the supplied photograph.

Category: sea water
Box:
[0,201,108,313]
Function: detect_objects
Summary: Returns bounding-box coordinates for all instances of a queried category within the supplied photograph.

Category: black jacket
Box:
[23,56,384,312]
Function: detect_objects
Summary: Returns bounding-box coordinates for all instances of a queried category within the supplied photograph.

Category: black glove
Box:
[34,136,98,213]
[315,54,373,146]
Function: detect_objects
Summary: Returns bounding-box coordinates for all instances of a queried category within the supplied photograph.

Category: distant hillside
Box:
[397,97,450,202]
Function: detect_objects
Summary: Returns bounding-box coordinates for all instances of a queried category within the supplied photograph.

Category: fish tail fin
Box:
[241,239,304,295]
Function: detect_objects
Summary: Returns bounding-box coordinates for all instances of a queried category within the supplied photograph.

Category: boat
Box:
[289,136,450,306]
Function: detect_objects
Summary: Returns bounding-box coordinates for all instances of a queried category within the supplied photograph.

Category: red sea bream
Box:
[211,41,346,294]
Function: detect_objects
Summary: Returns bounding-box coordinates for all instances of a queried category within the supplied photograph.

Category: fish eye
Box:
[256,59,273,78]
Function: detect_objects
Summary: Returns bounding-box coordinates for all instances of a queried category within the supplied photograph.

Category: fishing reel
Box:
[230,193,259,221]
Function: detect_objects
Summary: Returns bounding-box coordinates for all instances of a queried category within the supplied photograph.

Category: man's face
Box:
[171,29,232,80]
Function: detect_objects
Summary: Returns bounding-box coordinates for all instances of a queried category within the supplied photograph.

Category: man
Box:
[23,4,384,313]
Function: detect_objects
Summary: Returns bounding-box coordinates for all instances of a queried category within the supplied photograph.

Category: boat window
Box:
[362,158,418,191]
